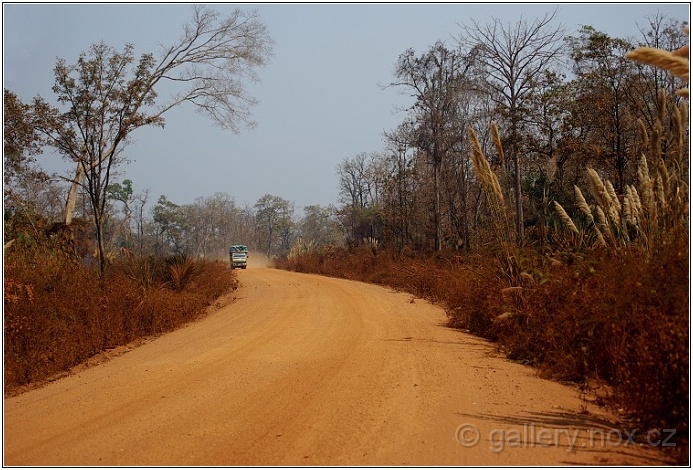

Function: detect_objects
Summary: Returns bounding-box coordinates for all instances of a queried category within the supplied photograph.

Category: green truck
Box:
[229,245,249,269]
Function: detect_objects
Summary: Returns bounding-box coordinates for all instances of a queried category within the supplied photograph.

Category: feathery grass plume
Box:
[623,195,633,226]
[553,201,579,235]
[605,179,621,213]
[574,185,593,221]
[626,26,689,97]
[469,127,505,206]
[637,154,655,217]
[490,121,506,169]
[672,103,685,166]
[469,128,504,209]
[657,88,667,127]
[621,196,633,224]
[490,171,505,207]
[637,119,649,148]
[624,185,640,226]
[677,101,689,160]
[629,184,643,217]
[653,172,667,216]
[519,271,535,288]
[625,47,689,80]
[649,123,662,168]
[673,40,689,59]
[657,160,671,196]
[500,286,523,297]
[595,206,611,237]
[604,179,621,226]
[593,224,606,246]
[586,168,611,210]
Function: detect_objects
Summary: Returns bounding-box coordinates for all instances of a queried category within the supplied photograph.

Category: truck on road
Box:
[229,245,249,269]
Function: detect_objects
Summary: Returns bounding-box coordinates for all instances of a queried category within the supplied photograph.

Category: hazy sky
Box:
[3,3,690,212]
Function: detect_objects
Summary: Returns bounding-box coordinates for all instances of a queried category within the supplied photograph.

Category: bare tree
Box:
[29,5,272,274]
[382,122,417,249]
[337,153,385,244]
[459,10,565,244]
[389,42,474,251]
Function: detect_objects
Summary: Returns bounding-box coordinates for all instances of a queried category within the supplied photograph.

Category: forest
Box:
[4,7,689,458]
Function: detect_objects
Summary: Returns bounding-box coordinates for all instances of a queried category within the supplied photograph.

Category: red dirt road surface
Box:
[4,268,668,465]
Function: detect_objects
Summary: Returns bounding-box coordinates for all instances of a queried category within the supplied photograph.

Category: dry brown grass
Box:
[469,126,509,240]
[278,236,688,456]
[548,90,688,254]
[4,238,237,394]
[278,29,690,461]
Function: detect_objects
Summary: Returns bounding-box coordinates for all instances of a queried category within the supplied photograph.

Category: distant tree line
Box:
[4,10,688,264]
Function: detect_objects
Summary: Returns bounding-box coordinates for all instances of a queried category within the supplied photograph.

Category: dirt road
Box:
[4,268,667,465]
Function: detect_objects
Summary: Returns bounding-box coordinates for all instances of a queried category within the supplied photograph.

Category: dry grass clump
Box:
[469,126,514,248]
[552,91,688,252]
[166,254,198,292]
[4,237,237,394]
[468,125,532,288]
[278,244,473,304]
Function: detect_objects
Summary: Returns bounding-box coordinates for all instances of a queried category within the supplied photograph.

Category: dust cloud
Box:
[246,251,271,269]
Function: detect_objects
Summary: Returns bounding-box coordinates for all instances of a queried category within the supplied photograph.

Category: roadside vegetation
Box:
[4,5,268,395]
[3,5,687,462]
[277,224,687,451]
[278,21,689,460]
[4,224,237,394]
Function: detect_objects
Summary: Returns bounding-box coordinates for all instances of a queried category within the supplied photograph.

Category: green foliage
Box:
[106,179,134,204]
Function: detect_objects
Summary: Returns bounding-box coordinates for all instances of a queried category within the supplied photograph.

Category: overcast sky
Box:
[3,3,690,212]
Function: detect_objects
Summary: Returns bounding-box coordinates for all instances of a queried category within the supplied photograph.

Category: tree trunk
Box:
[433,161,442,251]
[64,165,85,225]
[514,151,524,245]
[510,118,524,245]
[459,165,471,252]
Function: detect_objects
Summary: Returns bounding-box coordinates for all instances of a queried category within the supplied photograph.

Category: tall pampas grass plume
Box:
[626,26,689,97]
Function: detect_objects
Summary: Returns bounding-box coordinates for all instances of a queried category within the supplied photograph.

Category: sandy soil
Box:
[3,268,669,465]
